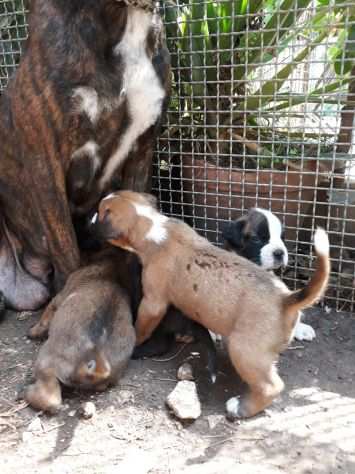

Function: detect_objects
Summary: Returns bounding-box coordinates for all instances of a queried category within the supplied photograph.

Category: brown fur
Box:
[95,191,330,418]
[0,0,170,309]
[26,254,135,413]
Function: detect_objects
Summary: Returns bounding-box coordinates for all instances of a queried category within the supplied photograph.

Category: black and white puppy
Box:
[221,208,316,342]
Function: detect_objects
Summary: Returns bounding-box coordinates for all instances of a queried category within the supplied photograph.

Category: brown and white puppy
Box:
[221,208,316,342]
[79,236,218,381]
[95,191,330,419]
[0,0,170,310]
[25,254,135,413]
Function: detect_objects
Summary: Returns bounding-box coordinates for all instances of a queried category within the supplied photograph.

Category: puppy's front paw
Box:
[226,396,246,420]
[28,322,48,339]
[294,322,316,342]
[25,380,62,413]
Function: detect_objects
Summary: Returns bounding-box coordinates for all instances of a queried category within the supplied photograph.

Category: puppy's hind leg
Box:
[28,293,62,339]
[191,322,217,383]
[226,333,284,419]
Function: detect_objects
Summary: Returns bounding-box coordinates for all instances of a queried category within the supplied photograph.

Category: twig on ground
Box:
[288,345,305,350]
[208,435,265,448]
[151,343,187,362]
[0,400,28,417]
[154,378,177,383]
[44,423,66,434]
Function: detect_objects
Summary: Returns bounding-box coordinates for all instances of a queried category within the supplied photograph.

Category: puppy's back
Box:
[39,258,135,388]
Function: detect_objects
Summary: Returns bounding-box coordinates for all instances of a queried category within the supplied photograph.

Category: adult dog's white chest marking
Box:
[99,8,165,189]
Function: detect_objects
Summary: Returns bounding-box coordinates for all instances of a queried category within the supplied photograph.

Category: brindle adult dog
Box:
[0,0,170,310]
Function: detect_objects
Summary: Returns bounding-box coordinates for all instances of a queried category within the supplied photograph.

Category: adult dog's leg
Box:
[29,153,81,292]
[120,126,156,192]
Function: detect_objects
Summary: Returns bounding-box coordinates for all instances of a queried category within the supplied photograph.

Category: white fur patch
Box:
[294,321,316,341]
[314,227,329,257]
[73,87,101,124]
[99,8,165,188]
[226,397,241,418]
[71,140,101,170]
[102,192,117,202]
[133,202,168,244]
[256,208,288,270]
[271,275,288,293]
[91,213,98,225]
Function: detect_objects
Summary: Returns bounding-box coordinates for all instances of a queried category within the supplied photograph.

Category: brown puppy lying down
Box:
[25,255,135,413]
[95,191,330,419]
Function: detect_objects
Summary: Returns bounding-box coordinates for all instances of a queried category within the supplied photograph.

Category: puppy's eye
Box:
[86,359,96,372]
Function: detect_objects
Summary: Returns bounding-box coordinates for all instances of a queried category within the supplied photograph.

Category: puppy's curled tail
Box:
[284,228,330,315]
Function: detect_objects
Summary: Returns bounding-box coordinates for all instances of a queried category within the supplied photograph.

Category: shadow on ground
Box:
[0,307,354,473]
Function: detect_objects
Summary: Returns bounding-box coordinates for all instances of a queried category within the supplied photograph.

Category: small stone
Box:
[68,410,76,417]
[22,431,33,443]
[27,417,43,433]
[166,381,201,421]
[207,414,224,430]
[79,401,96,419]
[17,311,32,321]
[177,363,194,381]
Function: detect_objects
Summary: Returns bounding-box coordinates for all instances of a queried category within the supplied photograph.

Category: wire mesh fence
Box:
[0,0,354,311]
[153,0,355,312]
[0,0,28,89]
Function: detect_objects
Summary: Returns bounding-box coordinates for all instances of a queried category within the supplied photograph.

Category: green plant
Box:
[163,0,354,168]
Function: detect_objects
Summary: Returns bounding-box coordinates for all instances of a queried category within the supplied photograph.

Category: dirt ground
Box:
[0,307,354,474]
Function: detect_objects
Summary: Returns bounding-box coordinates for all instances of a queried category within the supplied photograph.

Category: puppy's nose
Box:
[273,249,284,260]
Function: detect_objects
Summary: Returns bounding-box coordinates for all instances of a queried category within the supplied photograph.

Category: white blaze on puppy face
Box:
[102,192,118,202]
[133,202,168,244]
[73,87,102,124]
[256,208,288,270]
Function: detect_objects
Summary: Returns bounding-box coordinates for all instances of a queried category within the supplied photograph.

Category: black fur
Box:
[221,209,271,266]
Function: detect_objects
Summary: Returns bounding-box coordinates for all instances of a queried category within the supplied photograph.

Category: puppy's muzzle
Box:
[90,213,120,242]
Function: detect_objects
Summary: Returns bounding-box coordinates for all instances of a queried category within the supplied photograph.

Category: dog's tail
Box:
[283,228,330,317]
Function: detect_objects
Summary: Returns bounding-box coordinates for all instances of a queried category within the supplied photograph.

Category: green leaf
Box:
[245,28,330,110]
[235,0,313,80]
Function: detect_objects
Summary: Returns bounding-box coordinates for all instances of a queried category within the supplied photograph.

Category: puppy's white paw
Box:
[294,322,316,341]
[226,396,241,420]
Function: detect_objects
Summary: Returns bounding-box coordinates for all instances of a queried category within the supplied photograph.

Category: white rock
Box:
[177,363,194,381]
[79,401,96,419]
[166,381,201,421]
[22,431,33,443]
[206,414,224,430]
[27,417,43,433]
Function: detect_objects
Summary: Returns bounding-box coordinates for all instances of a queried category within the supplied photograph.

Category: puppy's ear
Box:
[141,193,158,209]
[221,217,247,250]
